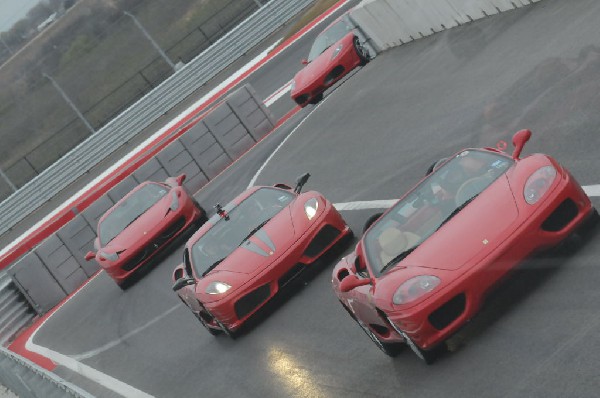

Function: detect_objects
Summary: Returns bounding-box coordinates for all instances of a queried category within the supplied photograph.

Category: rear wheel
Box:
[353,36,370,66]
[363,213,383,234]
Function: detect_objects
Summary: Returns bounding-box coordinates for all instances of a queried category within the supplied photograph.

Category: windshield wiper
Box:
[239,218,271,245]
[380,246,418,274]
[202,257,226,277]
[436,195,478,232]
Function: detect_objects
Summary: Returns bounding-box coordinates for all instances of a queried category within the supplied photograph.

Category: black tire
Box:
[353,36,370,66]
[309,92,324,105]
[363,212,383,234]
[116,278,131,291]
[397,329,439,365]
[340,301,401,357]
[195,312,221,336]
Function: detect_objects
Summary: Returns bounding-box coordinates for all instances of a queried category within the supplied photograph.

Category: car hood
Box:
[211,207,297,276]
[102,197,170,252]
[407,176,519,271]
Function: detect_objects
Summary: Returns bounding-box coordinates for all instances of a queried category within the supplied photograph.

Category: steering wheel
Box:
[454,175,491,206]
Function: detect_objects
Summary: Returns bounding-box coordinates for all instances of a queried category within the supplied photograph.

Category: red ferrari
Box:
[332,130,597,363]
[172,173,352,336]
[291,13,370,107]
[85,174,207,289]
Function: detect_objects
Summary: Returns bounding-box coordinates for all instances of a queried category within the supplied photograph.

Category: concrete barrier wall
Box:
[6,84,274,315]
[352,0,543,52]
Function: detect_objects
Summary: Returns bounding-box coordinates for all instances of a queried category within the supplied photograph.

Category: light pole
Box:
[44,73,95,134]
[123,11,176,72]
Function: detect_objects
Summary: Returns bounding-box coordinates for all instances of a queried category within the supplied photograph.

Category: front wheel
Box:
[353,37,370,66]
[397,329,438,365]
[308,92,323,105]
[340,301,401,357]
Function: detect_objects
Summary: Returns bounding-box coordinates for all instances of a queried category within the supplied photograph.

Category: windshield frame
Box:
[363,149,514,277]
[98,182,169,246]
[307,20,352,62]
[190,187,295,277]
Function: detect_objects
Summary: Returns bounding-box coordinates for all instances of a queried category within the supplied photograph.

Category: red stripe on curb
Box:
[0,1,349,272]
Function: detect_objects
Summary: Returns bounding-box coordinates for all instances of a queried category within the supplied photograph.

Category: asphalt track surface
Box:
[18,0,600,397]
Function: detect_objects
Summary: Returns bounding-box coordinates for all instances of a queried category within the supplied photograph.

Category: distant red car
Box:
[172,173,351,336]
[332,130,596,363]
[291,13,370,107]
[86,174,206,289]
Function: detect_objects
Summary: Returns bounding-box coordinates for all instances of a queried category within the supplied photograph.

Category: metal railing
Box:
[0,0,314,236]
[0,347,94,398]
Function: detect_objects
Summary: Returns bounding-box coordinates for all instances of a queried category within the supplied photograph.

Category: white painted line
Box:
[71,304,180,361]
[264,80,293,107]
[334,200,397,211]
[583,184,600,197]
[25,274,155,398]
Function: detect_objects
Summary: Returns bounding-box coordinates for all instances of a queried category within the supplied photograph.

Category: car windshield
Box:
[190,188,295,276]
[98,183,169,246]
[307,21,352,62]
[364,150,513,276]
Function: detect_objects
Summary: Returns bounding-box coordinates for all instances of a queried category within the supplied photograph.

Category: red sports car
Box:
[172,173,352,336]
[291,13,370,107]
[86,174,206,289]
[332,130,597,363]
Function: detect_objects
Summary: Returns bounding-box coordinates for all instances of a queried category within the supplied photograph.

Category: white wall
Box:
[351,0,543,52]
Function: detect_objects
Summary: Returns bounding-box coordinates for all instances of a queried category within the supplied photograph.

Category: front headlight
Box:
[524,165,557,205]
[304,198,319,220]
[331,44,343,59]
[392,275,440,305]
[170,190,180,211]
[99,251,119,262]
[206,281,232,295]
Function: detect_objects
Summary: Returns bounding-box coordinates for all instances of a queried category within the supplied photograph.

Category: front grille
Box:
[122,246,153,271]
[234,284,271,320]
[428,293,466,331]
[279,263,305,287]
[303,225,340,258]
[542,199,578,232]
[325,66,345,85]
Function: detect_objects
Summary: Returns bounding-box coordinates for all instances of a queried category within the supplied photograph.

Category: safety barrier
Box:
[350,0,543,52]
[7,84,274,315]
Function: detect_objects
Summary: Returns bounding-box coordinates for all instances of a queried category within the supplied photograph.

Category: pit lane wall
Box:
[350,0,543,53]
[0,346,93,398]
[5,84,274,316]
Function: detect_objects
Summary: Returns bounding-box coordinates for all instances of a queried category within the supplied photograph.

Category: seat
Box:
[378,227,420,266]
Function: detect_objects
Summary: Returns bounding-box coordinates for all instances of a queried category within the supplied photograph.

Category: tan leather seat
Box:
[378,227,420,265]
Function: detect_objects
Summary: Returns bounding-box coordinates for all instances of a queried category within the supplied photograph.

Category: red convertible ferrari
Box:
[86,174,206,289]
[332,130,596,363]
[291,13,370,107]
[172,174,351,336]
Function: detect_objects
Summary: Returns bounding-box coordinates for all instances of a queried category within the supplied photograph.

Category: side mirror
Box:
[165,174,187,188]
[511,129,532,160]
[84,251,96,261]
[294,172,310,194]
[301,59,308,65]
[172,277,195,291]
[339,274,371,293]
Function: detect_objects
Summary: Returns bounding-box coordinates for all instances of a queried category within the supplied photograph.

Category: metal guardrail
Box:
[0,0,314,236]
[0,347,94,398]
